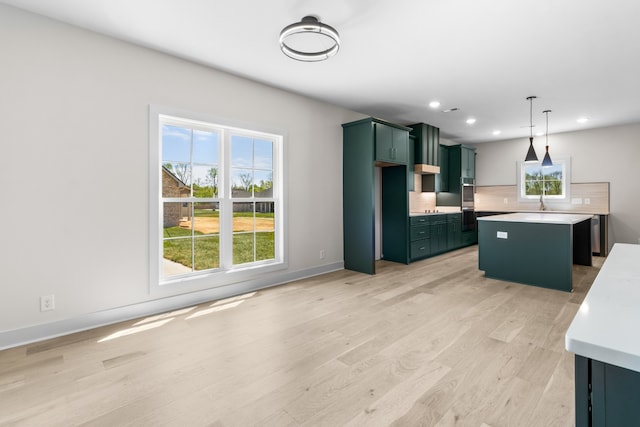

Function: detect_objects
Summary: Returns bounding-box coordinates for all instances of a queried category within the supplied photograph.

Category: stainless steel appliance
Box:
[461,178,475,209]
[461,178,476,232]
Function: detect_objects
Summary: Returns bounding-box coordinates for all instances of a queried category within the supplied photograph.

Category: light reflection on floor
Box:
[96,291,257,343]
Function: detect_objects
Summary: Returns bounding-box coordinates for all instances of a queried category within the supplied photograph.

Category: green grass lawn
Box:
[163,226,274,270]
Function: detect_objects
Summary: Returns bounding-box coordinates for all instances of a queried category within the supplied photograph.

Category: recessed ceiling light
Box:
[577,117,589,123]
[492,130,501,135]
[466,117,476,125]
[429,101,441,108]
[536,131,545,137]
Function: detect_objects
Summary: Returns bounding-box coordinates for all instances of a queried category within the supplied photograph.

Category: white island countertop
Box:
[566,243,640,372]
[477,212,593,225]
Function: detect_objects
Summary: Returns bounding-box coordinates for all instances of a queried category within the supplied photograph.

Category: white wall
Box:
[0,5,363,343]
[474,123,640,247]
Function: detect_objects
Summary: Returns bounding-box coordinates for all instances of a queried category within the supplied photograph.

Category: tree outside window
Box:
[519,158,569,200]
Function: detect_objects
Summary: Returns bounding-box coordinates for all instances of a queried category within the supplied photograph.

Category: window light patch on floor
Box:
[185,300,244,320]
[211,291,256,306]
[133,306,198,326]
[98,318,174,343]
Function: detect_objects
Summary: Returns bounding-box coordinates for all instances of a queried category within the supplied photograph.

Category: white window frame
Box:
[149,105,287,294]
[517,156,571,201]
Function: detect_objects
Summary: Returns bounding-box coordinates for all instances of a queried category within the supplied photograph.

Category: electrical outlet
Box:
[40,295,55,312]
[503,198,508,204]
[584,198,591,205]
[319,249,326,260]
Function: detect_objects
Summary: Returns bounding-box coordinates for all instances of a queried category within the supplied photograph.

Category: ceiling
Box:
[4,0,640,144]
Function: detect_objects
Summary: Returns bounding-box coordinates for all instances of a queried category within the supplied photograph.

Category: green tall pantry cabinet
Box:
[342,118,411,274]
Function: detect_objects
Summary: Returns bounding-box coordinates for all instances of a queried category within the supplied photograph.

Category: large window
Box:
[150,107,284,288]
[518,157,570,200]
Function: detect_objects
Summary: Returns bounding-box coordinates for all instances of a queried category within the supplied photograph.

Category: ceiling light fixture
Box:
[541,110,553,167]
[524,96,538,162]
[577,117,589,123]
[279,16,340,62]
[429,101,441,108]
[466,117,476,124]
[493,130,502,136]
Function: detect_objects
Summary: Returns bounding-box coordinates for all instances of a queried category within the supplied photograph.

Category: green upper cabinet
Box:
[409,123,440,167]
[408,135,415,191]
[375,122,409,165]
[436,144,449,193]
[461,146,476,178]
[436,144,476,206]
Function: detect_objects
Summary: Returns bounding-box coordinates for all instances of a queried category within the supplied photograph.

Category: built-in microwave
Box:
[461,178,475,209]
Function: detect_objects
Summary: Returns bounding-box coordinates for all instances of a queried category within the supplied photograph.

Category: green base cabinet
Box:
[410,216,431,261]
[575,355,640,426]
[430,218,448,255]
[461,230,477,246]
[409,213,475,261]
[447,213,462,250]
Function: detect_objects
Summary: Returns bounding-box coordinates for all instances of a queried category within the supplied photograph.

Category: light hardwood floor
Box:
[0,246,602,426]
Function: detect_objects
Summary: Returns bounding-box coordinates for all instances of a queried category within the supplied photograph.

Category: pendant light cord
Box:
[542,109,552,145]
[530,97,533,138]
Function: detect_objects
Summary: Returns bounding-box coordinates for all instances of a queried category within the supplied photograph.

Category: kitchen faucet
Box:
[539,195,546,211]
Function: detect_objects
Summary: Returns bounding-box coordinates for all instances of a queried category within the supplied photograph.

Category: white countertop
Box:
[477,212,593,225]
[409,212,451,217]
[566,243,640,372]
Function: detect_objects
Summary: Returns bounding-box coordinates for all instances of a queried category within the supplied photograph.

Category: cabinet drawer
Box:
[410,224,430,241]
[410,216,430,226]
[411,239,430,260]
[447,213,462,222]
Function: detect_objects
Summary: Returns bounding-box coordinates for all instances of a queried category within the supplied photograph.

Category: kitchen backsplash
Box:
[409,173,461,213]
[475,182,609,215]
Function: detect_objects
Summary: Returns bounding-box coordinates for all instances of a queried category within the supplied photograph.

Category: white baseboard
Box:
[0,262,344,350]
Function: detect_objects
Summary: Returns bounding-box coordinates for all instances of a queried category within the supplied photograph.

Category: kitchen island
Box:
[566,243,640,426]
[477,212,592,291]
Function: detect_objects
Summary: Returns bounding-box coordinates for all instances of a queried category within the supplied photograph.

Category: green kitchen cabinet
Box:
[375,122,409,165]
[382,165,410,264]
[408,135,415,191]
[410,215,431,260]
[575,355,640,427]
[447,213,462,250]
[409,123,440,167]
[430,217,448,254]
[436,144,476,207]
[342,118,411,274]
[461,146,475,178]
[435,144,449,193]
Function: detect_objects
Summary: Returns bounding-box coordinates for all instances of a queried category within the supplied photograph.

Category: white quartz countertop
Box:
[477,212,593,225]
[566,243,640,372]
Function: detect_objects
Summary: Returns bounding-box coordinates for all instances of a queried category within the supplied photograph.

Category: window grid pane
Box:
[157,114,280,283]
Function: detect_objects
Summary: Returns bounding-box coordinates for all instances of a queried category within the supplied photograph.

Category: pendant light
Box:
[524,96,538,162]
[541,110,553,166]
